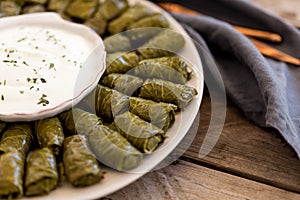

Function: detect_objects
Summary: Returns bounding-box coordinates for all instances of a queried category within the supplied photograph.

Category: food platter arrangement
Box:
[0,0,204,199]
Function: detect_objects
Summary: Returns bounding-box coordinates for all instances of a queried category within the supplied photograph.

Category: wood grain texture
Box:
[184,94,300,193]
[105,160,300,200]
[251,0,300,28]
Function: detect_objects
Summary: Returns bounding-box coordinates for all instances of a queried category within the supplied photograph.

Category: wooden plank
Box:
[251,0,300,28]
[104,160,300,200]
[183,94,300,193]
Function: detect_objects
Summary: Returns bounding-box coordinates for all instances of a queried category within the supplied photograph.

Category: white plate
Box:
[21,0,204,199]
[0,13,106,122]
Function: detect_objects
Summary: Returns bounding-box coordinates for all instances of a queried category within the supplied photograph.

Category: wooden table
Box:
[104,1,300,199]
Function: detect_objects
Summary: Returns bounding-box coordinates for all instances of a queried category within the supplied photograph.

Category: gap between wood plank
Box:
[179,155,300,195]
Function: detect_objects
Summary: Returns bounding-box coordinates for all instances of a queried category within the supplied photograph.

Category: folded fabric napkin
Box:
[152,0,300,158]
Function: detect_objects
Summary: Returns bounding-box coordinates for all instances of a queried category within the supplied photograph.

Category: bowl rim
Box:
[0,12,106,122]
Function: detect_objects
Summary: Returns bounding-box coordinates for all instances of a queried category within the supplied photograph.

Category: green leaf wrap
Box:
[59,109,103,137]
[95,85,130,122]
[0,150,25,199]
[101,73,143,96]
[108,3,154,34]
[25,148,58,196]
[0,1,21,16]
[88,124,143,171]
[139,78,198,109]
[110,111,165,153]
[129,97,177,131]
[63,135,103,187]
[136,56,191,81]
[65,0,98,20]
[104,35,132,53]
[105,52,140,75]
[98,0,128,20]
[127,13,169,30]
[0,123,34,156]
[137,29,185,59]
[35,117,64,157]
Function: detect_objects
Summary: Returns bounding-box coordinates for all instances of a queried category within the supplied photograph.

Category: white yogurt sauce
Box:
[0,25,95,115]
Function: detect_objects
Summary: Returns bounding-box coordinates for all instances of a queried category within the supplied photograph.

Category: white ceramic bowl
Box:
[0,12,106,122]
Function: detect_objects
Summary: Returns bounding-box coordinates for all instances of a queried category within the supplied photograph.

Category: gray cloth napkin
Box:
[153,0,300,158]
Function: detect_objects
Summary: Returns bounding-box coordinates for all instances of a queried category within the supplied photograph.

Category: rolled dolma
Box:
[63,135,103,187]
[0,150,25,199]
[97,0,128,21]
[105,51,140,75]
[47,0,70,12]
[59,109,77,136]
[137,56,191,81]
[84,14,107,36]
[125,14,169,45]
[25,148,58,196]
[108,3,155,34]
[104,34,131,53]
[0,123,34,156]
[127,13,169,30]
[89,124,142,171]
[129,97,177,131]
[134,59,187,84]
[137,29,185,59]
[65,0,98,20]
[35,117,64,157]
[72,108,103,136]
[22,4,45,13]
[59,109,103,137]
[139,78,198,109]
[95,85,129,122]
[110,111,165,153]
[0,1,21,17]
[101,73,143,96]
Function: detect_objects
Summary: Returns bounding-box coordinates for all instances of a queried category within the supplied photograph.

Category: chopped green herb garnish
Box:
[2,60,17,63]
[1,95,4,101]
[40,78,46,83]
[17,37,26,42]
[27,78,31,82]
[3,80,6,85]
[19,90,24,94]
[37,94,49,106]
[22,61,29,66]
[49,63,55,69]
